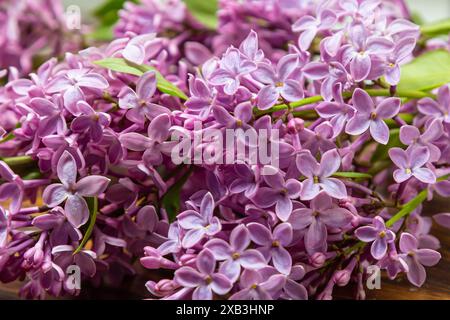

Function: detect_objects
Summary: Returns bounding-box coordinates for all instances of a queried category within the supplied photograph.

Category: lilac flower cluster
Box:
[0,0,84,75]
[0,0,449,300]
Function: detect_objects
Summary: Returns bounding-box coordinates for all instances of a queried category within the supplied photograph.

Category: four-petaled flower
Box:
[346,88,401,144]
[118,71,170,124]
[355,216,395,260]
[398,232,441,287]
[209,47,257,95]
[399,119,443,162]
[292,9,337,51]
[177,192,221,248]
[247,222,293,275]
[46,69,109,113]
[417,85,450,123]
[205,225,267,282]
[252,168,302,221]
[174,248,232,300]
[290,192,353,255]
[389,146,436,184]
[42,151,110,227]
[119,113,172,166]
[296,149,347,200]
[253,54,304,110]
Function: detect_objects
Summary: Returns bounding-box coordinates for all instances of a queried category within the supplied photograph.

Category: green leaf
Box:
[333,172,372,179]
[74,197,98,255]
[397,50,450,92]
[371,128,402,163]
[183,0,218,30]
[93,0,133,25]
[421,18,450,36]
[161,166,194,221]
[93,58,188,100]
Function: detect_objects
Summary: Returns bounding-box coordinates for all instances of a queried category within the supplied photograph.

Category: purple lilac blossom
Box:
[0,0,448,301]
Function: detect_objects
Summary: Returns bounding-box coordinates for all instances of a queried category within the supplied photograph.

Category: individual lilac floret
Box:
[417,85,450,123]
[341,23,394,81]
[239,30,264,62]
[119,113,171,166]
[0,160,24,214]
[296,149,347,200]
[398,232,441,287]
[346,88,401,144]
[229,269,285,300]
[253,54,303,110]
[52,245,97,277]
[29,97,66,137]
[385,37,416,85]
[316,84,354,138]
[209,47,257,95]
[42,151,110,227]
[355,216,395,260]
[118,71,170,124]
[71,101,111,142]
[251,168,302,221]
[174,248,232,300]
[388,146,436,184]
[46,69,109,113]
[205,225,266,282]
[399,119,443,162]
[122,33,161,65]
[32,207,82,246]
[290,193,352,255]
[292,8,336,51]
[156,222,182,256]
[247,222,293,275]
[177,192,221,248]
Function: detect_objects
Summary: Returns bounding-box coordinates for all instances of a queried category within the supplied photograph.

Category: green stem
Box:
[0,155,34,167]
[386,189,427,227]
[74,197,98,255]
[254,89,435,117]
[420,18,450,36]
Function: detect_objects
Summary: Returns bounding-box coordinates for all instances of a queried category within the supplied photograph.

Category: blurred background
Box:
[64,0,450,24]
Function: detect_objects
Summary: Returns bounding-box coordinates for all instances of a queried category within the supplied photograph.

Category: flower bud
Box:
[287,118,304,134]
[309,252,326,268]
[333,270,351,286]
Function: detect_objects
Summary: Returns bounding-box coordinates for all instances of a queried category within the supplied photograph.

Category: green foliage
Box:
[397,50,450,92]
[183,0,218,30]
[94,58,188,100]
